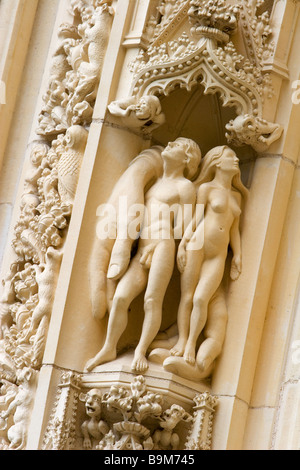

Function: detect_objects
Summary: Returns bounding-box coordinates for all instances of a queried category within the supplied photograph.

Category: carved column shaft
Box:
[185,393,218,451]
[42,372,81,450]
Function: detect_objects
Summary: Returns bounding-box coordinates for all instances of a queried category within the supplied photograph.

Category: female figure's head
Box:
[196,145,248,199]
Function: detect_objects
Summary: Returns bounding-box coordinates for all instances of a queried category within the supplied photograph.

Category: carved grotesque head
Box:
[160,404,192,430]
[135,96,162,120]
[63,125,88,151]
[82,389,103,418]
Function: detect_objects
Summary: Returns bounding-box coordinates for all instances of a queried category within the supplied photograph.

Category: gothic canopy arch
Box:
[111,0,283,152]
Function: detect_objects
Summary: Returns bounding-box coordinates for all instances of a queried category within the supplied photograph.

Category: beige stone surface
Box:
[0,0,300,451]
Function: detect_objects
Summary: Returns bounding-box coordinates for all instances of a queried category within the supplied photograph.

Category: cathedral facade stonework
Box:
[0,0,300,450]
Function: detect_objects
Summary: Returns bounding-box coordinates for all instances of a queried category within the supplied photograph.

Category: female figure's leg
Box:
[132,239,175,372]
[171,249,203,357]
[196,285,227,371]
[184,255,226,364]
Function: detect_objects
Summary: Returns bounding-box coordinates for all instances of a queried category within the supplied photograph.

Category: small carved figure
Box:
[80,389,109,449]
[108,95,165,133]
[153,404,192,450]
[173,146,248,366]
[0,368,36,450]
[49,23,80,84]
[57,125,88,204]
[0,270,16,340]
[37,23,80,136]
[225,114,283,152]
[70,4,114,106]
[86,138,201,373]
[20,247,63,343]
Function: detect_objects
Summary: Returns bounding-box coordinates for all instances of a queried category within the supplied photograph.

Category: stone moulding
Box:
[150,0,191,48]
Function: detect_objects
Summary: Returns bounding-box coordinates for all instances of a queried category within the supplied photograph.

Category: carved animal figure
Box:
[57,125,88,204]
[225,114,283,151]
[153,404,192,450]
[0,368,36,450]
[74,4,114,102]
[49,23,79,84]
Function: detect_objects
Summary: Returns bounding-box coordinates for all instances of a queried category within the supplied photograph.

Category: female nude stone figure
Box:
[85,138,201,373]
[171,145,248,369]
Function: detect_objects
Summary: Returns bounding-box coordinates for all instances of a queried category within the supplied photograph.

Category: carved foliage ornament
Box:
[37,0,114,137]
[0,0,114,450]
[121,0,283,151]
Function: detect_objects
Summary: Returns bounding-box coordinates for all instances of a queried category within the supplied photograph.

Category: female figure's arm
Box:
[229,197,242,280]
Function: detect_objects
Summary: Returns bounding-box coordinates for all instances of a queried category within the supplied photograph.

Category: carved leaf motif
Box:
[134,392,164,423]
[104,386,133,420]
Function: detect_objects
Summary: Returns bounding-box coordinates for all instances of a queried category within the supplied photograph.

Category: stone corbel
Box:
[43,373,218,450]
[225,113,284,152]
[108,95,166,134]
